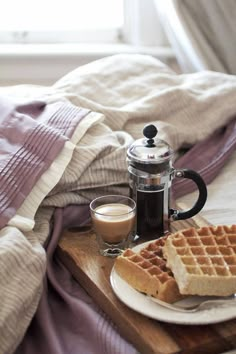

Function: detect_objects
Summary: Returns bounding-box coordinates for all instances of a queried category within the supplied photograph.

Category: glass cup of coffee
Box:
[90,195,136,257]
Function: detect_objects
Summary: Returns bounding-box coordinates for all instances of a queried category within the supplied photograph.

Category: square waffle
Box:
[114,236,183,303]
[163,225,236,296]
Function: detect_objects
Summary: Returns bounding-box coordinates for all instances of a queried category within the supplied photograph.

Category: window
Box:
[0,0,167,46]
[0,0,172,86]
[0,0,124,44]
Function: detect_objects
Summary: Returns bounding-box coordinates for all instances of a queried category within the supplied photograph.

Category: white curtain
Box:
[155,0,236,74]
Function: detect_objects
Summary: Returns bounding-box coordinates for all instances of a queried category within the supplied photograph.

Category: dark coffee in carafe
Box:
[136,187,164,238]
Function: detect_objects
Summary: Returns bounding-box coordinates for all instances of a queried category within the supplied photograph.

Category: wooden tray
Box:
[56,214,236,354]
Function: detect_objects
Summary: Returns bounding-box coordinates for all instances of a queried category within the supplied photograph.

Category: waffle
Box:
[163,225,236,296]
[114,236,183,303]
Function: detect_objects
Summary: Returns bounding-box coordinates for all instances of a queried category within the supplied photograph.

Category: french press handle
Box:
[170,169,207,220]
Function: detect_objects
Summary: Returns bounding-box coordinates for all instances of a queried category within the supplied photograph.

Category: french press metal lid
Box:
[127,124,173,174]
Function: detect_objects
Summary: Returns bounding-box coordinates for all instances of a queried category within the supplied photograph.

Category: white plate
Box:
[110,241,236,325]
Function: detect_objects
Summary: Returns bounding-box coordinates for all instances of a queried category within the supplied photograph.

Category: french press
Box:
[127,124,207,240]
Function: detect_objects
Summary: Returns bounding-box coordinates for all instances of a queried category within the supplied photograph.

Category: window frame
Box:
[0,28,121,44]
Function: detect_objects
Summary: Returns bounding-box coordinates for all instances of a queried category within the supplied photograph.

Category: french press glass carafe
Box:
[127,124,207,240]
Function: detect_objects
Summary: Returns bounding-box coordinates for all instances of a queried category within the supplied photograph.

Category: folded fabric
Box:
[0,96,90,228]
[0,96,93,354]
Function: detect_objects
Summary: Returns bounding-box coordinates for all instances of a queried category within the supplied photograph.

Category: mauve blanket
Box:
[0,54,236,354]
[0,96,89,228]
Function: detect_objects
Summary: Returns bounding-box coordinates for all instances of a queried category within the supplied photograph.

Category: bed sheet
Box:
[1,53,236,354]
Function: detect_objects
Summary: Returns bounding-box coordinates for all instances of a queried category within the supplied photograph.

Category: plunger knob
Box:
[143,124,158,146]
